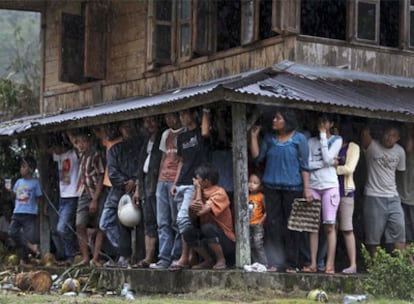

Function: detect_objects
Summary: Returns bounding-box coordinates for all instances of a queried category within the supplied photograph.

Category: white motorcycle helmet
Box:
[118,194,141,227]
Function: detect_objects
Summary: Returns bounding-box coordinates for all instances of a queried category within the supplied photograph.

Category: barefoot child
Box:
[8,157,43,266]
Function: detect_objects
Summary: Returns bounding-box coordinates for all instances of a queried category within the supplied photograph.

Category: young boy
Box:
[248,172,268,266]
[75,130,106,267]
[8,157,42,267]
[185,163,235,269]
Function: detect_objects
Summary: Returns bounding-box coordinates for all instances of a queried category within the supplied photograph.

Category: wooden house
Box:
[1,0,414,267]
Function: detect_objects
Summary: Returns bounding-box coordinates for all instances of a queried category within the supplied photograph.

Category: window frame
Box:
[355,0,380,44]
[408,0,414,48]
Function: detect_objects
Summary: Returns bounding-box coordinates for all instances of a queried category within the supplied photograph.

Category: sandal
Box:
[266,266,279,272]
[168,263,190,272]
[342,267,357,274]
[212,262,226,270]
[285,267,299,273]
[325,268,335,275]
[132,260,150,269]
[302,265,317,273]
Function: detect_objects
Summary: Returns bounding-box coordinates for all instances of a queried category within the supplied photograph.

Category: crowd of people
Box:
[1,105,413,274]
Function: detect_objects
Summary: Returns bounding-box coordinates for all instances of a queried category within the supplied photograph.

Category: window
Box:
[59,2,107,84]
[356,0,400,47]
[301,0,346,40]
[409,0,414,47]
[147,0,297,69]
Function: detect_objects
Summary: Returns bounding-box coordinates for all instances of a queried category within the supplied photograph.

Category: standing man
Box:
[150,113,184,269]
[361,123,406,257]
[50,132,79,266]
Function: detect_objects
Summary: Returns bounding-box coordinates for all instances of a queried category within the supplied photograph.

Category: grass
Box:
[0,288,412,304]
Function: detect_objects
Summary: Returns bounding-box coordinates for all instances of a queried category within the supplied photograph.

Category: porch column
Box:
[36,134,50,256]
[231,102,250,268]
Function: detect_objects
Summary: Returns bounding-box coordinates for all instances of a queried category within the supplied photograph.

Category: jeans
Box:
[99,187,132,256]
[8,213,37,260]
[143,175,158,238]
[156,181,181,264]
[175,185,195,234]
[56,197,78,260]
[250,224,268,266]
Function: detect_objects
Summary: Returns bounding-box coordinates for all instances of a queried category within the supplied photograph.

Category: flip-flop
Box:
[342,267,357,274]
[168,263,189,272]
[132,260,150,268]
[302,265,317,273]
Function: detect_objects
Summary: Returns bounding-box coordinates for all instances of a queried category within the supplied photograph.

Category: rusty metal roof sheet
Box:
[1,60,414,137]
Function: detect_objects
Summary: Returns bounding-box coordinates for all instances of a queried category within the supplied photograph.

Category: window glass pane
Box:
[180,0,191,19]
[379,0,399,47]
[155,25,171,61]
[411,11,414,47]
[155,0,172,21]
[259,0,277,39]
[217,0,241,51]
[181,24,190,57]
[301,0,346,40]
[357,2,376,41]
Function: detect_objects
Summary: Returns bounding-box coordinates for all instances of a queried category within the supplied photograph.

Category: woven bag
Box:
[287,198,321,233]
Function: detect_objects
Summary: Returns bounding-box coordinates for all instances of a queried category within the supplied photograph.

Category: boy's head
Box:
[164,112,181,129]
[248,172,262,194]
[143,116,160,134]
[76,129,93,153]
[20,156,36,177]
[381,123,401,149]
[194,163,219,187]
[179,108,198,128]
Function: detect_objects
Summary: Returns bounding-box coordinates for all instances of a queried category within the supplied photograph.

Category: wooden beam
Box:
[231,102,250,268]
[34,134,50,256]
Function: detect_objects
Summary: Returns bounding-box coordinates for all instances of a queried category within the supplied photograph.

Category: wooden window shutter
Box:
[147,0,174,68]
[59,13,85,84]
[84,2,107,79]
[241,0,259,45]
[193,0,216,55]
[272,0,300,34]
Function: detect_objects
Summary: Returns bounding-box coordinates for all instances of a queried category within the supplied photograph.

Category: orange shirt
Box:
[200,185,235,242]
[249,192,265,225]
[102,137,123,187]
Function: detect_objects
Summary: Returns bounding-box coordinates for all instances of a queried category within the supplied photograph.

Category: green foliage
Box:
[361,244,414,300]
[0,9,40,119]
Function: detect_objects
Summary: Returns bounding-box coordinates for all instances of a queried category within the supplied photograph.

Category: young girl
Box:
[248,172,268,267]
[305,114,342,274]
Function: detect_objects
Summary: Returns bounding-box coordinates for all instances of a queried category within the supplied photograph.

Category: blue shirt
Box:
[256,131,309,191]
[13,178,42,215]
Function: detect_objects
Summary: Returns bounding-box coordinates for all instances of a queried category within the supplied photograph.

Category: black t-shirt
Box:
[176,127,207,186]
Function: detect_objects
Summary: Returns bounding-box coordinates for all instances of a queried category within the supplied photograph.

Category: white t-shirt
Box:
[53,149,79,198]
[364,139,406,197]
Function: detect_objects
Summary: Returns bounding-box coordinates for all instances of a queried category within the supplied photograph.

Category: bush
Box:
[361,244,414,300]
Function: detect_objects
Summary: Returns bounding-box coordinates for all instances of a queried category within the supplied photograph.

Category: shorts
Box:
[402,203,414,243]
[76,189,107,228]
[338,196,354,231]
[311,187,340,224]
[363,195,405,245]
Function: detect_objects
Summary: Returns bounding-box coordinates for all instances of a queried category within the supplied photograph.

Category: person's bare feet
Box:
[212,262,226,270]
[192,260,213,269]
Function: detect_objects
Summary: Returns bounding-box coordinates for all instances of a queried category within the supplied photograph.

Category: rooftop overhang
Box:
[0,0,46,12]
[1,60,414,138]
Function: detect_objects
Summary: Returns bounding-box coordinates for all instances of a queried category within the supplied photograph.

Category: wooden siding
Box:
[296,37,414,77]
[41,2,414,114]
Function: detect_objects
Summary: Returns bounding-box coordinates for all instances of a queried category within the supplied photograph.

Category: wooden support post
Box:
[35,134,50,256]
[231,102,250,268]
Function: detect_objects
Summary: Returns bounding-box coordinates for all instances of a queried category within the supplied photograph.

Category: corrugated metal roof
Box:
[1,60,414,137]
